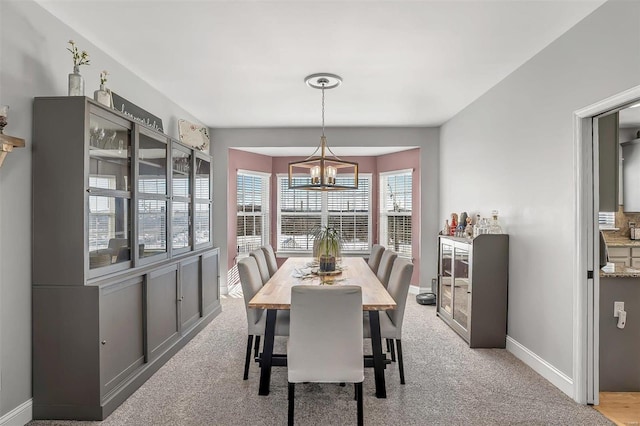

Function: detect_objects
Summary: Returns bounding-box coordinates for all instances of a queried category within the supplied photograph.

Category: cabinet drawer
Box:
[632,258,640,268]
[631,248,640,258]
[608,247,631,258]
[609,256,630,267]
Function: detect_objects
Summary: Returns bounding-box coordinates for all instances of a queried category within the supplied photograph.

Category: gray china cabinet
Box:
[437,235,509,348]
[32,97,220,420]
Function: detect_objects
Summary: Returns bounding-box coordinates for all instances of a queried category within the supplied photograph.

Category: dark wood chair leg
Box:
[254,335,261,358]
[396,339,405,384]
[389,338,396,362]
[243,335,254,380]
[288,382,295,426]
[356,382,363,426]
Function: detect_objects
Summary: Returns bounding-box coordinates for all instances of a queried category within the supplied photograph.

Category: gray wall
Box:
[210,127,440,293]
[0,0,205,419]
[440,0,640,381]
[599,277,640,391]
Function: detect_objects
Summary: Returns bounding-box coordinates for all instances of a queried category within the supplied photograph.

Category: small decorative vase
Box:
[68,66,84,96]
[94,84,111,107]
[319,255,336,273]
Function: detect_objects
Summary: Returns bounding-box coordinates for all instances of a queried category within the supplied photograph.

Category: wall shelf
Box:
[0,133,25,167]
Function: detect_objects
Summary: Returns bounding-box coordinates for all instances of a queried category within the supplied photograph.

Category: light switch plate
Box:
[614,301,624,317]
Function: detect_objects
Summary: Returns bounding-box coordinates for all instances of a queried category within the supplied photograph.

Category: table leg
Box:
[369,310,387,398]
[258,309,277,396]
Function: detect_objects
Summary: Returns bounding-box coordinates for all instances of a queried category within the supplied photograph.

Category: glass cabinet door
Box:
[452,243,470,330]
[439,241,453,315]
[172,148,191,198]
[89,114,131,191]
[138,130,168,260]
[194,157,211,246]
[88,113,132,270]
[171,146,192,251]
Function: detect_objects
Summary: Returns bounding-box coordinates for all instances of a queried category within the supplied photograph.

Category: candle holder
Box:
[0,105,8,134]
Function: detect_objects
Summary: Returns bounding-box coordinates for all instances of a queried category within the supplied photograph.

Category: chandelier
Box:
[288,73,358,191]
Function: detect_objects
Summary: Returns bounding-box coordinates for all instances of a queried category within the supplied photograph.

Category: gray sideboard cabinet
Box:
[437,235,509,348]
[32,97,221,420]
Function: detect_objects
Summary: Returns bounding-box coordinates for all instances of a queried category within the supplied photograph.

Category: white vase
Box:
[68,66,84,96]
[94,84,111,107]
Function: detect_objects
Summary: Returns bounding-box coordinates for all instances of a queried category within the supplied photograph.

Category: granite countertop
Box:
[604,237,640,247]
[600,262,640,278]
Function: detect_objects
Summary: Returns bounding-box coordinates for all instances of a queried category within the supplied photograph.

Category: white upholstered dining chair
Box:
[367,244,385,273]
[237,256,290,380]
[364,257,413,384]
[288,285,364,426]
[249,248,271,285]
[261,244,279,277]
[376,249,398,288]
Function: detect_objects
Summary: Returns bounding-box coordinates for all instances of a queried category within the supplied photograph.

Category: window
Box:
[380,170,412,258]
[277,174,372,254]
[599,211,616,230]
[237,170,270,255]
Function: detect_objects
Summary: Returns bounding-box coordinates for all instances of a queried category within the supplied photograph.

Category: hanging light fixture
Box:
[288,73,358,191]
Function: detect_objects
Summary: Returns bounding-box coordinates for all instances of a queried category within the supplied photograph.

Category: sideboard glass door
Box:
[452,243,470,331]
[439,240,453,315]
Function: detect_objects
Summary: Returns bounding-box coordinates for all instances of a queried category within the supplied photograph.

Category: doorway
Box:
[575,85,640,408]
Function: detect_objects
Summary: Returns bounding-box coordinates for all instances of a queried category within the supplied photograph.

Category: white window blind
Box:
[277,174,372,254]
[380,170,412,258]
[278,176,322,252]
[599,211,616,229]
[327,177,371,252]
[237,171,270,255]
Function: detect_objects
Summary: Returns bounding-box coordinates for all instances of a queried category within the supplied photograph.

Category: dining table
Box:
[248,256,397,398]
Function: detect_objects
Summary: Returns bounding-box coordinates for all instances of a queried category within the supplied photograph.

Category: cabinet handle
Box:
[101,340,107,345]
[86,188,92,193]
[178,296,184,301]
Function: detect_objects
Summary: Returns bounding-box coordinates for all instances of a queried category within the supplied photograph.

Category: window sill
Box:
[276,251,372,258]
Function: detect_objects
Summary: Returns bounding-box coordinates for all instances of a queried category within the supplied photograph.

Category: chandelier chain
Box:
[321,82,325,137]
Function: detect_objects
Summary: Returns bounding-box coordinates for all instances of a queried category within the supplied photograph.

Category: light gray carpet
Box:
[29,295,612,426]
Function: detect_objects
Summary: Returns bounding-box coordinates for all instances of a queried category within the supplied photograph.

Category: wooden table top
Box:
[248,257,397,311]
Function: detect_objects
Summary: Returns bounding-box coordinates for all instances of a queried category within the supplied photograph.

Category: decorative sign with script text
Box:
[111,92,164,133]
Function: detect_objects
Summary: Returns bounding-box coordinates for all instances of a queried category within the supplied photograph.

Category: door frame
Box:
[574,85,640,405]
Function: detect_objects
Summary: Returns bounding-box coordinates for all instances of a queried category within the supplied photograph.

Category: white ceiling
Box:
[37,0,605,130]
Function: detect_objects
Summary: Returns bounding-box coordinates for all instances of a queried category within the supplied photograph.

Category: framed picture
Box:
[178,119,210,151]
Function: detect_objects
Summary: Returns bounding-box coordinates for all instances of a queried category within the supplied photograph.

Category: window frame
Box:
[236,169,271,258]
[379,169,413,259]
[276,173,372,257]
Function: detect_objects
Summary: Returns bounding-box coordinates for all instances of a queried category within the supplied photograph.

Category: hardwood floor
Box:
[595,392,640,425]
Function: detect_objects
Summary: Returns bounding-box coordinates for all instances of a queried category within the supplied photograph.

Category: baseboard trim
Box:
[0,399,32,426]
[506,336,573,398]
